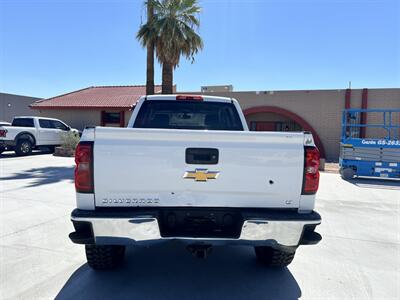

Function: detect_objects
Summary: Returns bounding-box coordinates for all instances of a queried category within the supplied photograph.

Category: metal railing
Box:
[342,109,400,141]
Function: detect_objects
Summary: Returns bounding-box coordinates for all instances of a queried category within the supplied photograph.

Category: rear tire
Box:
[340,168,355,180]
[254,246,295,267]
[15,139,33,156]
[85,245,125,270]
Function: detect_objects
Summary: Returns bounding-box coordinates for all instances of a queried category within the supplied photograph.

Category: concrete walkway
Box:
[0,153,399,299]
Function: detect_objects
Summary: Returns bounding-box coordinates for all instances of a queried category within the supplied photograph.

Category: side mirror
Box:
[66,126,71,131]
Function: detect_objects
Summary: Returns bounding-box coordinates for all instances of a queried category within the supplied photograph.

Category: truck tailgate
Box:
[93,127,305,208]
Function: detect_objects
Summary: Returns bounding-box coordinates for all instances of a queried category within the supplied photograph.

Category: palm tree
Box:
[137,1,155,95]
[146,1,155,95]
[137,0,203,94]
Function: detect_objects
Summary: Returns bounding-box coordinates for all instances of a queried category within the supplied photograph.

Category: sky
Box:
[0,0,399,98]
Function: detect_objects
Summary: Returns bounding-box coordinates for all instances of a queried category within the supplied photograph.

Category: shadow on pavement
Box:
[56,243,301,300]
[347,177,400,190]
[1,166,74,187]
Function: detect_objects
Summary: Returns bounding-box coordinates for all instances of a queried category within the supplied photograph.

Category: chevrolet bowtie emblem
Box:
[183,169,219,182]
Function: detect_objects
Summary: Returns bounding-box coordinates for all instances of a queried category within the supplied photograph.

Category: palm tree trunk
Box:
[162,63,173,94]
[146,1,154,95]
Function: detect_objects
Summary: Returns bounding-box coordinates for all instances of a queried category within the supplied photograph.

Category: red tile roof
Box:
[30,85,162,110]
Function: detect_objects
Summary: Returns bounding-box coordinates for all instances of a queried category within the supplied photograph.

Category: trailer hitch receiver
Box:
[186,244,213,259]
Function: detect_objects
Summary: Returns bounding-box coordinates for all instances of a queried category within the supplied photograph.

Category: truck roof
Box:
[13,116,61,121]
[145,94,234,103]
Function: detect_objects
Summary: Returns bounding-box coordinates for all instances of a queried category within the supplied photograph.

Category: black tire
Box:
[85,245,125,270]
[254,246,296,267]
[341,168,355,180]
[15,139,33,156]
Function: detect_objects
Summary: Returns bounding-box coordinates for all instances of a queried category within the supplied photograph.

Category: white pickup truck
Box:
[0,116,79,156]
[69,95,322,270]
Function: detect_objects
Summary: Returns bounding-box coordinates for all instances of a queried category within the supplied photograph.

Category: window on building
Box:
[275,121,302,132]
[101,111,124,127]
[103,112,121,123]
[250,121,302,132]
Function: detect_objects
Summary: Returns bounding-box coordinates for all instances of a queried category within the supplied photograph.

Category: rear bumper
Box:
[0,140,14,148]
[69,208,321,249]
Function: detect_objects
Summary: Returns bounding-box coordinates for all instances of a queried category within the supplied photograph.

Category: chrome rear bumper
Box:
[70,208,321,248]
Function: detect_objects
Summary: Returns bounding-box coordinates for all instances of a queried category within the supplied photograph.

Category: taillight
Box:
[176,95,203,101]
[75,142,93,193]
[302,146,320,194]
[0,129,7,138]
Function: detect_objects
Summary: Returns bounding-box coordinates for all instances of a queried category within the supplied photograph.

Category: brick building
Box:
[30,86,400,161]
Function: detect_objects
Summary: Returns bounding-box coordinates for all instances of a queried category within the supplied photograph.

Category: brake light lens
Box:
[302,147,320,194]
[0,129,7,138]
[75,142,93,193]
[176,95,203,101]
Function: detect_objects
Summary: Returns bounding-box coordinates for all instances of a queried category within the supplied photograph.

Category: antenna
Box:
[348,81,352,89]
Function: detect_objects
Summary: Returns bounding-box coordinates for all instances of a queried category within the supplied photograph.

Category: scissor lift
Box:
[339,109,400,180]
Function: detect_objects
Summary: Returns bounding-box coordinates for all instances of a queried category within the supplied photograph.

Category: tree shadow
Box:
[56,243,301,300]
[1,166,74,187]
[347,177,400,190]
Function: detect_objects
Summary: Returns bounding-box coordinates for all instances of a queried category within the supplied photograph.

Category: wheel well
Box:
[15,132,36,146]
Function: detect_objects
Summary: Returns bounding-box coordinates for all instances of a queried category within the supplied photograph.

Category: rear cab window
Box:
[133,100,244,131]
[12,118,34,127]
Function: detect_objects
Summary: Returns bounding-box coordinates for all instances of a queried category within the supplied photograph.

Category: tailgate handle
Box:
[186,148,219,165]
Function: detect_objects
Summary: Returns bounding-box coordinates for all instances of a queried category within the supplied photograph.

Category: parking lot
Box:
[0,153,399,300]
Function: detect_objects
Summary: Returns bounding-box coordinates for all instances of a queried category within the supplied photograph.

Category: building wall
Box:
[35,109,101,130]
[246,112,293,123]
[363,89,400,139]
[125,110,133,126]
[199,88,400,161]
[201,85,233,93]
[35,109,133,130]
[0,93,41,122]
[35,88,399,161]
